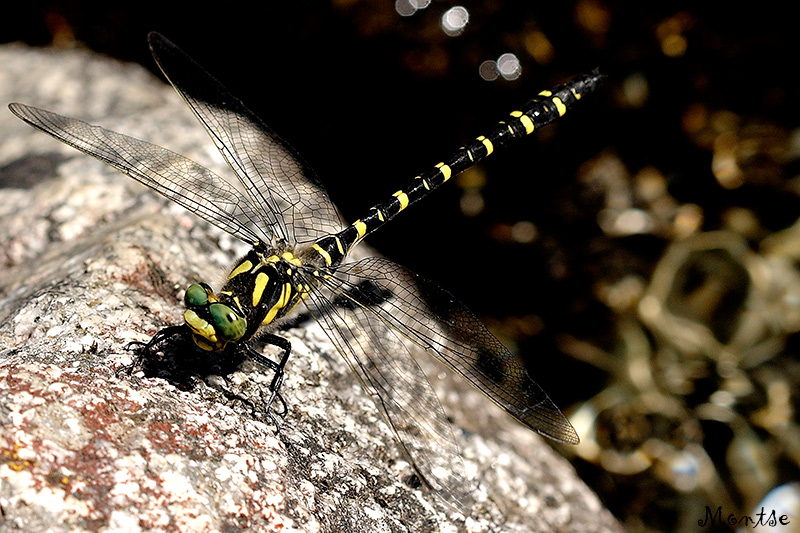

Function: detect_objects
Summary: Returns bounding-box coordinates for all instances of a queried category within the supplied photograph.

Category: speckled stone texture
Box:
[0,41,622,532]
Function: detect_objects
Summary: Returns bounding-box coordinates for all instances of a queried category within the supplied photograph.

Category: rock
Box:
[0,41,622,532]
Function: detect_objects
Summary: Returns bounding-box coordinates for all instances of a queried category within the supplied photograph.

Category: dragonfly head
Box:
[182,282,247,351]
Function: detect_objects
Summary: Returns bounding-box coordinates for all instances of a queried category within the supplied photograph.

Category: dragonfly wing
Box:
[148,32,342,246]
[302,272,475,511]
[8,102,266,244]
[327,257,579,445]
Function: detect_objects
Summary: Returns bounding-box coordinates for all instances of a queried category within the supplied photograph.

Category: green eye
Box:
[209,303,246,342]
[185,283,209,307]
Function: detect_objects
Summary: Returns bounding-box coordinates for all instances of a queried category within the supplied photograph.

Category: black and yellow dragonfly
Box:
[9,32,601,510]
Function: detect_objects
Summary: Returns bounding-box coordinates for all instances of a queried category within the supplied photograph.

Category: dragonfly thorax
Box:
[182,244,315,352]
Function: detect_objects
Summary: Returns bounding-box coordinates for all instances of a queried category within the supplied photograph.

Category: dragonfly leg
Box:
[118,325,188,376]
[243,333,292,428]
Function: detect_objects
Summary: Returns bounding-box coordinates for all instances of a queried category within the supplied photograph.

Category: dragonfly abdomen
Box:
[309,70,602,267]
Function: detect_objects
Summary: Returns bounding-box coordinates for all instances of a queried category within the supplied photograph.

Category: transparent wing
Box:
[8,103,265,244]
[301,270,475,511]
[148,32,342,246]
[321,257,579,445]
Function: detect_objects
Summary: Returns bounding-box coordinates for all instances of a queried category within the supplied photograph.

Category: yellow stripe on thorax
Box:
[281,251,303,266]
[252,271,270,306]
[228,259,253,280]
[262,282,292,325]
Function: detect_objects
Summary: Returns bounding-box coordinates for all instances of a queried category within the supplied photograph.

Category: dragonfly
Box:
[9,32,601,510]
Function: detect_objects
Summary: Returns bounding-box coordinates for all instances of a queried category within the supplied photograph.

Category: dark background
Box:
[3,2,798,531]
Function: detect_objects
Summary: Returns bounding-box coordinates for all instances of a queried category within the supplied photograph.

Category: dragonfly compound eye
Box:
[208,303,246,342]
[183,301,247,349]
[184,283,210,307]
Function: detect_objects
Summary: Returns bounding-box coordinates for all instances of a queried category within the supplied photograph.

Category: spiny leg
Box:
[119,324,291,428]
[243,333,292,429]
[118,324,189,377]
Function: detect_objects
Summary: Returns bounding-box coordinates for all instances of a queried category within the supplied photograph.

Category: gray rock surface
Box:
[0,41,622,532]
